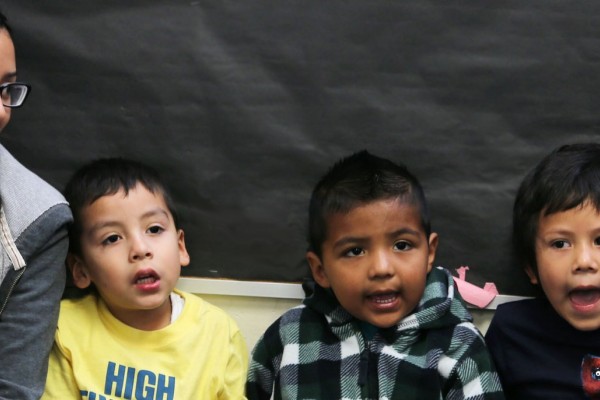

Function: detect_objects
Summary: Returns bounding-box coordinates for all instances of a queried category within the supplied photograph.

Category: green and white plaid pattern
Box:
[246,267,505,400]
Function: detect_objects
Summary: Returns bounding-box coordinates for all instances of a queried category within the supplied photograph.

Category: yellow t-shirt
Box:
[42,290,248,399]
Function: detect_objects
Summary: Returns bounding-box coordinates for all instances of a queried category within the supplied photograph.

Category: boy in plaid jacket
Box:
[246,151,504,400]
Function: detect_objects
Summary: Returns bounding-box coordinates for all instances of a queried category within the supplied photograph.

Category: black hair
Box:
[0,10,12,36]
[307,150,431,257]
[64,157,180,256]
[513,143,600,274]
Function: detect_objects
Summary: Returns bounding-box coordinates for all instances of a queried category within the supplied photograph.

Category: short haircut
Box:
[308,150,431,257]
[64,158,179,256]
[513,143,600,273]
[0,10,12,36]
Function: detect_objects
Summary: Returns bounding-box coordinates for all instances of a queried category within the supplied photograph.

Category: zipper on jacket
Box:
[0,267,25,316]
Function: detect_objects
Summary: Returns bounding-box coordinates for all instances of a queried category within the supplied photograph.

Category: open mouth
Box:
[133,270,160,286]
[136,275,157,285]
[367,292,398,305]
[569,288,600,309]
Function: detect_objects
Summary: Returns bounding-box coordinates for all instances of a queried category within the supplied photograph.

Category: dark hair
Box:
[308,150,431,257]
[0,10,12,36]
[64,157,179,256]
[513,143,600,273]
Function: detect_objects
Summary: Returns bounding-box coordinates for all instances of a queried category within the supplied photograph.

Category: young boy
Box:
[246,151,504,399]
[42,158,248,400]
[485,143,600,399]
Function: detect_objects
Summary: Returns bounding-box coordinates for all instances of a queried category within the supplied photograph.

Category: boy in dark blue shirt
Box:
[486,143,600,399]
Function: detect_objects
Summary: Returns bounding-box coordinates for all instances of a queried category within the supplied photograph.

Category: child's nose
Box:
[129,236,153,261]
[574,244,599,273]
[369,251,394,279]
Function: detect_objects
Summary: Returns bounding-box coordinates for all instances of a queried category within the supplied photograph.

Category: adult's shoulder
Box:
[0,144,66,202]
[0,145,71,237]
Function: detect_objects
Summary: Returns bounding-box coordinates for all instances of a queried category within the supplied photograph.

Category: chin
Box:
[566,317,600,332]
[370,316,403,329]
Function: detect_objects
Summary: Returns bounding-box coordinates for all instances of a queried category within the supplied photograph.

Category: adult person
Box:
[0,10,72,400]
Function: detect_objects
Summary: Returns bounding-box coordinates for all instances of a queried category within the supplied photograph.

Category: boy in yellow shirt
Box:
[43,158,248,400]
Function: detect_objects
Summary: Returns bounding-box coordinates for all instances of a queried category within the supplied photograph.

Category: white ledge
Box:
[177,277,305,299]
[176,277,529,309]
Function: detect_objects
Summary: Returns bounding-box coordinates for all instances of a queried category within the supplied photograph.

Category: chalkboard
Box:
[2,1,600,297]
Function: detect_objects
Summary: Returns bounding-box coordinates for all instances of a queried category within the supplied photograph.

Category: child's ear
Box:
[426,232,439,273]
[525,265,539,284]
[306,251,331,288]
[177,229,190,267]
[67,253,92,289]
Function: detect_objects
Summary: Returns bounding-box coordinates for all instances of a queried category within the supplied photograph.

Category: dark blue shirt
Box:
[485,298,600,399]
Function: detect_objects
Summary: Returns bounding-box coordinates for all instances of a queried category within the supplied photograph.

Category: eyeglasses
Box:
[1,82,31,108]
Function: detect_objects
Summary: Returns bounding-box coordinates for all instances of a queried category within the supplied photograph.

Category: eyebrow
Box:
[332,228,421,249]
[388,227,421,237]
[539,226,600,237]
[141,208,171,221]
[86,208,172,236]
[1,72,18,82]
[537,228,571,236]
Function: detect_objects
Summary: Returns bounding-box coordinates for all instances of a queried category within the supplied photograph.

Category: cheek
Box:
[0,109,10,131]
[535,249,551,266]
[329,273,359,296]
[408,275,428,295]
[536,267,562,292]
[90,269,120,289]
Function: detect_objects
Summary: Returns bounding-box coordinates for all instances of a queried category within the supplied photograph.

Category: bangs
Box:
[542,167,600,216]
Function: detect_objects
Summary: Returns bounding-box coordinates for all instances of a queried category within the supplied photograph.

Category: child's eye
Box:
[344,247,364,257]
[551,240,570,249]
[394,241,412,251]
[147,225,164,234]
[595,237,600,246]
[102,234,120,245]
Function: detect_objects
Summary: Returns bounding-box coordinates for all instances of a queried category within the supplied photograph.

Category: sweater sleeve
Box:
[246,318,284,400]
[246,337,275,400]
[0,206,70,400]
[444,323,505,400]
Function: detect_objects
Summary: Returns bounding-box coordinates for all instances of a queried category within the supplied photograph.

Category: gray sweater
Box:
[0,144,72,400]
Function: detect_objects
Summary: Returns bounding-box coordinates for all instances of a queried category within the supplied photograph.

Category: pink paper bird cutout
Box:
[452,266,498,308]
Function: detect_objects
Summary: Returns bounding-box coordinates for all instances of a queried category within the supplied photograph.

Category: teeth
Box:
[371,294,396,304]
[136,276,155,284]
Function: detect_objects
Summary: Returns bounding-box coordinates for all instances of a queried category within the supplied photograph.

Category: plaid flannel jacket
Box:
[246,267,505,400]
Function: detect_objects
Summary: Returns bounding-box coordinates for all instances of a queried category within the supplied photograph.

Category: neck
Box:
[106,295,172,331]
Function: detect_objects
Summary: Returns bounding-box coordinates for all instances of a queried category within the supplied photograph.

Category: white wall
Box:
[194,293,496,353]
